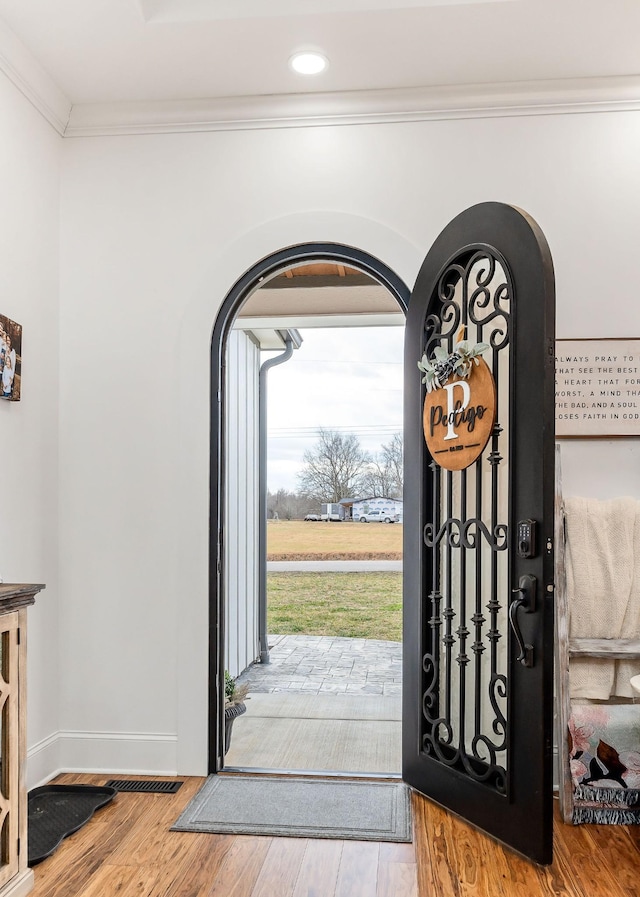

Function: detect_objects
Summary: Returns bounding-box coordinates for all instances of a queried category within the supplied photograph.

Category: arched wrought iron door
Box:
[403,203,555,864]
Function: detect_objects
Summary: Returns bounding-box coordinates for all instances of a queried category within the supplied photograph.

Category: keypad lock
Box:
[517,519,537,558]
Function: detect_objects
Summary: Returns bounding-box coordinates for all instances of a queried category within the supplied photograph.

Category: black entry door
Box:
[403,203,556,864]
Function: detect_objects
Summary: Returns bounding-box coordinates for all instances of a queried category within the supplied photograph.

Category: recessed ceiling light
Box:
[289,52,328,75]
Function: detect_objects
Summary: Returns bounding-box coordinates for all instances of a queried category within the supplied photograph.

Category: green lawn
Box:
[267,571,402,641]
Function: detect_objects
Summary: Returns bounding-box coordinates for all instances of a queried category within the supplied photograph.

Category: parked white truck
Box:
[351,497,403,523]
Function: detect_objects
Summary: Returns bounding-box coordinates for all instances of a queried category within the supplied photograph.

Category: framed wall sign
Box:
[555,338,640,437]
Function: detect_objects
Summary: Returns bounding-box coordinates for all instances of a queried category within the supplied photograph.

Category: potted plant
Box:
[224,671,249,754]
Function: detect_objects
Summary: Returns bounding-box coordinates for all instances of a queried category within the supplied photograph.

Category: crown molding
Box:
[1,22,640,142]
[65,75,640,138]
[0,18,71,136]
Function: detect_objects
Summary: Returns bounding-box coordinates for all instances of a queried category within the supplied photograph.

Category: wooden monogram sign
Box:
[423,358,496,471]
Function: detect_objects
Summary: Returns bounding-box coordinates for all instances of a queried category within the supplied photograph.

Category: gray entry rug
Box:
[171,775,412,842]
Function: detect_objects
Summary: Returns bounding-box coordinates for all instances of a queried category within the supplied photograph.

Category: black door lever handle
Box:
[509,574,537,667]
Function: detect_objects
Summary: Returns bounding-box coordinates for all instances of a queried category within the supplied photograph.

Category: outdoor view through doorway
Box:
[223,260,405,775]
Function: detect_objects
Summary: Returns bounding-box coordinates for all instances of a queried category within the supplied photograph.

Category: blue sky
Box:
[265,325,405,492]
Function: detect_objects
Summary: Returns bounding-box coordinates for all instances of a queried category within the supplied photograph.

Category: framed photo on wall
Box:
[0,315,22,402]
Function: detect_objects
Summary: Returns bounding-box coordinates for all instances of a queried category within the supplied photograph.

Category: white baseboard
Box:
[27,730,178,785]
[27,731,61,790]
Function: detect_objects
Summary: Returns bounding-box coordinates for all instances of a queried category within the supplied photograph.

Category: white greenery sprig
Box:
[417,339,490,393]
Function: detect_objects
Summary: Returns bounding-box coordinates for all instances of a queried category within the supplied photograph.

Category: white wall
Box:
[57,108,640,775]
[0,72,62,785]
[225,329,260,679]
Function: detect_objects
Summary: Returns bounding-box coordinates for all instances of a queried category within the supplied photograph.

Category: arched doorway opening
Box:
[209,242,410,772]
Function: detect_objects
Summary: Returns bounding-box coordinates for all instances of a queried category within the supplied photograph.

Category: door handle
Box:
[509,575,537,668]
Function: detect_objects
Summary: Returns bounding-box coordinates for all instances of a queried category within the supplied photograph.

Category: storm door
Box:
[402,203,556,864]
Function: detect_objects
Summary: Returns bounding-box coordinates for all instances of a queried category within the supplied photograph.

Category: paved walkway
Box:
[235,634,402,697]
[267,560,402,572]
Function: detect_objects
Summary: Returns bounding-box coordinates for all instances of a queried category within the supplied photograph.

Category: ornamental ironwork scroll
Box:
[420,248,512,796]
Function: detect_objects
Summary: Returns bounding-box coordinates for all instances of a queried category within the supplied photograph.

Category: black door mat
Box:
[105,779,183,794]
[28,784,117,865]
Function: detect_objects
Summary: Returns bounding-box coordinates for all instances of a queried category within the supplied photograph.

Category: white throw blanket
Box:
[565,496,640,699]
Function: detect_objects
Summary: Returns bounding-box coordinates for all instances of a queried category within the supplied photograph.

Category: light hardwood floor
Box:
[30,774,639,897]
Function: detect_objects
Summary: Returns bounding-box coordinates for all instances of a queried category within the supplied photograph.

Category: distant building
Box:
[341,497,403,522]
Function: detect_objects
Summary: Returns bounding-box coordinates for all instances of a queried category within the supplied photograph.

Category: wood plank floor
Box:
[30,774,639,897]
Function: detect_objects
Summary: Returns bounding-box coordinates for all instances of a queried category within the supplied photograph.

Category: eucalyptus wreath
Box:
[417,339,490,394]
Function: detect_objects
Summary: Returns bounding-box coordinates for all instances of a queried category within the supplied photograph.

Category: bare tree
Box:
[362,433,403,498]
[381,433,403,498]
[267,489,317,520]
[362,458,395,498]
[297,428,371,502]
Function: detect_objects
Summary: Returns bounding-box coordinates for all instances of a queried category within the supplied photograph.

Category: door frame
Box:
[208,242,410,772]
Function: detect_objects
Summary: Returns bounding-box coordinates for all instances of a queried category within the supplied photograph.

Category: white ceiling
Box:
[0,0,638,107]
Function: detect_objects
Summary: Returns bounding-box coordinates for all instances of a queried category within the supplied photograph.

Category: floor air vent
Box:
[105,779,183,794]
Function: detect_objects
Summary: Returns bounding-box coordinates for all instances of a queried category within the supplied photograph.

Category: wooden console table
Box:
[0,584,44,897]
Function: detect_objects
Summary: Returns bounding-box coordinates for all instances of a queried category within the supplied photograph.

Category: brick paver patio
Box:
[235,634,402,697]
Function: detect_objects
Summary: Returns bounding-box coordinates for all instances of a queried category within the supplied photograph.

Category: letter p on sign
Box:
[443,380,471,441]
